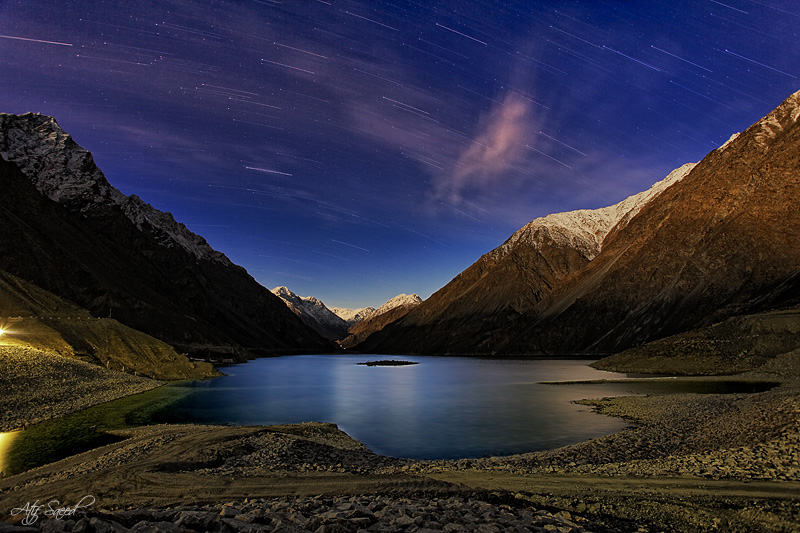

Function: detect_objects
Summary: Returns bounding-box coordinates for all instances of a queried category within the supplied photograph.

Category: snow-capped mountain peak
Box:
[271,286,349,340]
[331,306,376,325]
[374,294,423,315]
[495,161,697,261]
[0,112,231,266]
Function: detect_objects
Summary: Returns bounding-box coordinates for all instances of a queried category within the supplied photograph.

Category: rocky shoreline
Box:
[1,350,799,531]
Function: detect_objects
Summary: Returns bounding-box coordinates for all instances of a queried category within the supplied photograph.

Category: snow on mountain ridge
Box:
[0,113,125,207]
[372,294,423,316]
[494,162,697,261]
[331,295,422,324]
[753,90,800,149]
[0,112,231,266]
[331,306,376,325]
[271,286,348,336]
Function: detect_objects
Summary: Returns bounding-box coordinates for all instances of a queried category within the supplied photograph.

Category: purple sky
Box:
[2,0,798,309]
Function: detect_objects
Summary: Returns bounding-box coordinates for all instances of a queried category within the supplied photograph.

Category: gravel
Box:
[0,493,600,532]
[0,346,161,431]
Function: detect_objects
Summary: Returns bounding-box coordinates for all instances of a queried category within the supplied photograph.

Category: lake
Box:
[1,354,775,476]
[148,355,639,459]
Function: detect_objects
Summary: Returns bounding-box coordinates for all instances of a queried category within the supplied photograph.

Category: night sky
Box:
[2,1,798,309]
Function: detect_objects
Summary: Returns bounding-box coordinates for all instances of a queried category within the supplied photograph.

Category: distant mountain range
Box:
[358,90,800,362]
[271,286,350,340]
[331,306,376,327]
[338,294,422,349]
[0,113,334,364]
[271,286,421,346]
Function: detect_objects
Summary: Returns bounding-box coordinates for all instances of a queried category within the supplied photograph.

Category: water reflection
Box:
[4,356,776,471]
[150,356,636,459]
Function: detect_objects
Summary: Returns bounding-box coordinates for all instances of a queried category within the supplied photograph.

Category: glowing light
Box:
[0,431,21,477]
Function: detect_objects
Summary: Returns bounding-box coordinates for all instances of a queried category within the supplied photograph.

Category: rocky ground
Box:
[0,346,161,431]
[0,493,600,533]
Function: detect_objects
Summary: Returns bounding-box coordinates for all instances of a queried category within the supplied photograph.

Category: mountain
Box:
[370,293,423,318]
[268,287,421,346]
[357,164,695,354]
[0,115,230,266]
[331,306,376,327]
[0,269,217,380]
[340,294,422,349]
[359,90,800,359]
[0,113,333,359]
[271,286,349,340]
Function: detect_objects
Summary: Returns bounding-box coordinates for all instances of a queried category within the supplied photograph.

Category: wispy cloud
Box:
[444,93,535,197]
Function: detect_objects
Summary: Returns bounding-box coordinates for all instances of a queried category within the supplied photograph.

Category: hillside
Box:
[592,307,800,375]
[511,89,800,355]
[0,269,217,380]
[0,114,333,359]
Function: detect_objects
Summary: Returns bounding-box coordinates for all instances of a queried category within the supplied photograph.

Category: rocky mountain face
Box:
[339,294,422,349]
[0,113,231,265]
[331,306,376,327]
[0,113,333,359]
[359,90,800,357]
[0,269,217,380]
[271,286,350,340]
[270,287,422,346]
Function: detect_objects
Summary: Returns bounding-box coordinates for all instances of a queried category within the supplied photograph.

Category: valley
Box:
[1,82,799,532]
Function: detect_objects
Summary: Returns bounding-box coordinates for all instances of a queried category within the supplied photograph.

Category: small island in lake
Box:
[357,360,419,367]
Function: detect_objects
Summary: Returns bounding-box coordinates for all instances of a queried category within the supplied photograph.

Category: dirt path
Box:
[432,470,800,532]
[0,425,450,511]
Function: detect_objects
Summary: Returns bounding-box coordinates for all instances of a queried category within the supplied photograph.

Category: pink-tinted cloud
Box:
[444,93,535,197]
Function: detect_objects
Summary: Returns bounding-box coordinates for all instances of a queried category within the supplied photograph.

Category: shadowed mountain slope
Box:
[0,114,333,358]
[591,307,800,375]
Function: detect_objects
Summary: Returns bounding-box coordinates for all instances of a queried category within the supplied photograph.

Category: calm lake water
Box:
[149,355,639,459]
[1,355,776,476]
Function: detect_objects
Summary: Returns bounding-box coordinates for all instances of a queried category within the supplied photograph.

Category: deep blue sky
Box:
[2,1,798,309]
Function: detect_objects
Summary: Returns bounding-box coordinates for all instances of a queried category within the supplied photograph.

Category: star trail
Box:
[2,1,798,309]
